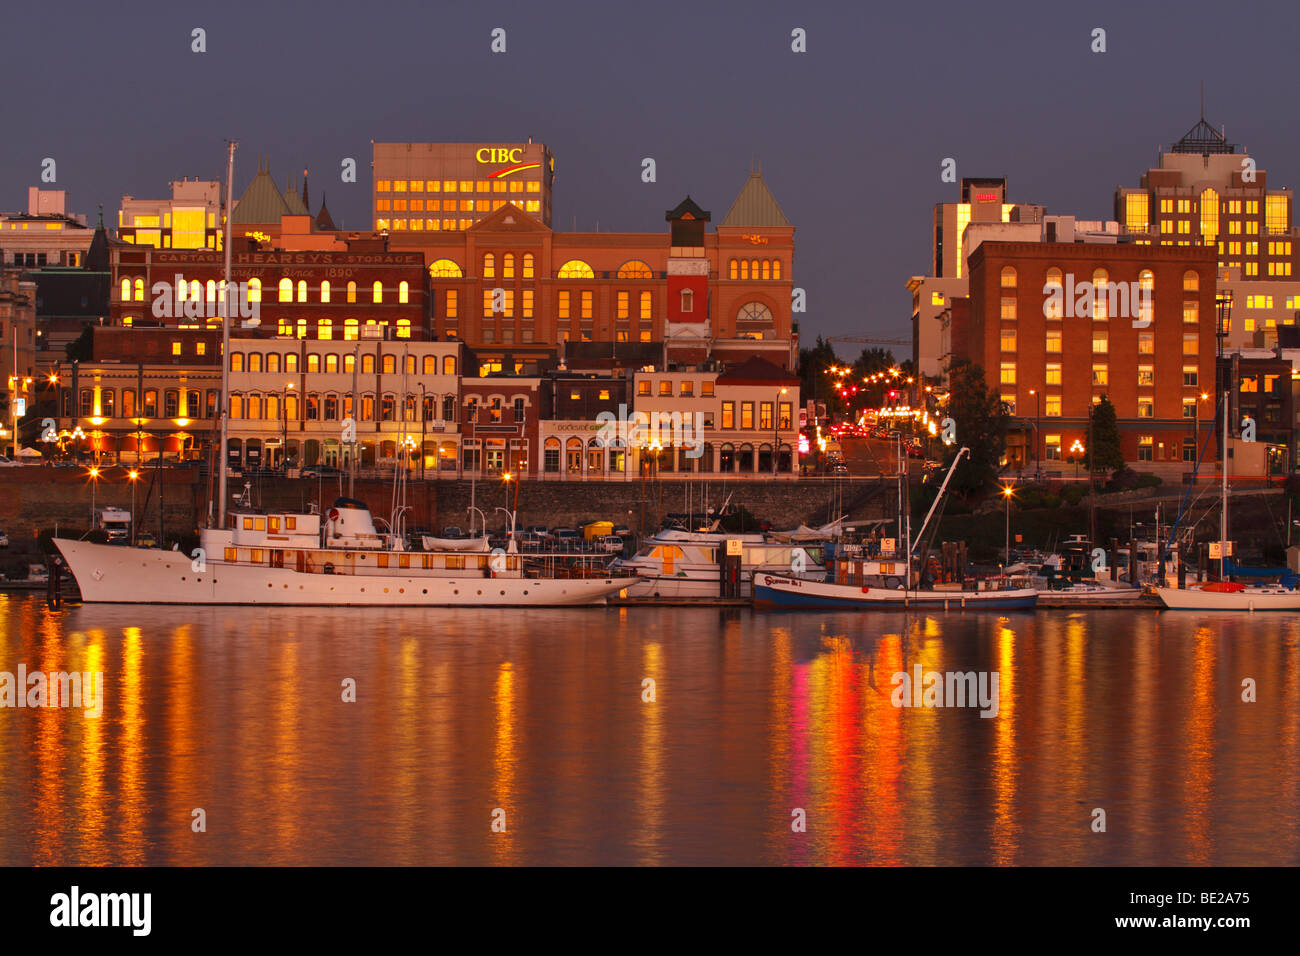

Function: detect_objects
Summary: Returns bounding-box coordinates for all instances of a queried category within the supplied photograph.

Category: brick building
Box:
[960,242,1219,476]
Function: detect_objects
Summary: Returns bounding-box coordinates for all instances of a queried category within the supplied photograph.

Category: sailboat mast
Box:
[1221,388,1229,576]
[216,140,236,529]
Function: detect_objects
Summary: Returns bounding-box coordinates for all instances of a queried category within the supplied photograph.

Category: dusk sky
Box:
[7,0,1300,343]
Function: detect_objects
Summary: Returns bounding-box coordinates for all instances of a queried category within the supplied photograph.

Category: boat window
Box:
[224,547,236,562]
[447,556,464,570]
[286,517,297,530]
[250,549,264,563]
[255,518,266,531]
[269,517,279,533]
[650,547,662,558]
[243,518,254,530]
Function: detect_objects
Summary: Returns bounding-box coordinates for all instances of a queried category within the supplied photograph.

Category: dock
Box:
[609,596,751,607]
[1035,593,1162,609]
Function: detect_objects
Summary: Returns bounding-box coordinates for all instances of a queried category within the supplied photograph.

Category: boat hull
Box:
[753,574,1039,610]
[54,539,636,607]
[1155,586,1300,611]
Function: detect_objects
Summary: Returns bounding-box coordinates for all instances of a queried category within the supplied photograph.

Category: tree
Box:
[796,336,845,420]
[944,360,1008,497]
[65,324,94,362]
[1086,396,1124,476]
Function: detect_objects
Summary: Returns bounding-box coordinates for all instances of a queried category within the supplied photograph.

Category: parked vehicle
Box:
[0,456,20,468]
[597,535,626,554]
[583,520,614,541]
[551,528,580,548]
[906,442,925,459]
[135,531,158,548]
[829,463,849,476]
[612,525,632,537]
[300,465,344,478]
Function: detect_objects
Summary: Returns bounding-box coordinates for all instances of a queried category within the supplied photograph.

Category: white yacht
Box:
[55,497,637,607]
[614,527,827,598]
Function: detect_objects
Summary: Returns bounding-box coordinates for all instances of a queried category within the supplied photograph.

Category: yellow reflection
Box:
[1182,625,1216,864]
[636,641,664,864]
[119,626,146,863]
[990,620,1019,864]
[492,661,516,864]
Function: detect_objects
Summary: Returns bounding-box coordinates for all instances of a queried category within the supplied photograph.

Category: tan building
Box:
[118,179,223,250]
[372,142,555,232]
[2,188,93,269]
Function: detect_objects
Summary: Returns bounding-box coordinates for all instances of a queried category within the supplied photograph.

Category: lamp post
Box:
[127,469,140,545]
[1070,440,1085,480]
[1192,390,1208,479]
[282,383,293,471]
[88,466,99,529]
[419,383,427,481]
[1027,388,1041,477]
[774,386,788,476]
[1002,482,1015,567]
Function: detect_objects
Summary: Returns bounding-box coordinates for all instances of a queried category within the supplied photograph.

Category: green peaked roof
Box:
[283,173,309,215]
[720,171,790,228]
[232,161,292,224]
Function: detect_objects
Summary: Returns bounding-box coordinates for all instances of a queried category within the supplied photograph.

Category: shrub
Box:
[1135,473,1163,489]
[1061,485,1085,506]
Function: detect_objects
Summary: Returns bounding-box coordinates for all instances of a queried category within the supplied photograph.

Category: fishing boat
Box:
[55,496,637,607]
[753,446,1038,611]
[1155,389,1300,611]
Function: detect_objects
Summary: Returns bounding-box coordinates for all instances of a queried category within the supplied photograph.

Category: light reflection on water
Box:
[0,594,1297,866]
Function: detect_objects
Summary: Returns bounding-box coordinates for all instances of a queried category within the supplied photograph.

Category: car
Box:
[551,528,580,548]
[0,529,8,548]
[300,465,344,478]
[612,525,632,537]
[829,463,849,476]
[0,456,20,468]
[906,443,925,459]
[526,525,551,538]
[135,531,157,548]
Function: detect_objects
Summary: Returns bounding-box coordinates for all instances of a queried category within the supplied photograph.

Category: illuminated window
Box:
[557,259,594,279]
[1045,395,1061,416]
[428,259,462,278]
[1266,194,1289,233]
[1092,269,1109,319]
[320,281,330,303]
[1001,297,1017,320]
[729,259,738,279]
[399,281,409,304]
[617,291,629,319]
[1000,329,1016,352]
[1183,270,1199,292]
[279,278,293,302]
[1183,333,1198,355]
[1045,329,1061,353]
[1138,331,1154,354]
[1000,266,1017,288]
[523,253,535,279]
[1046,363,1062,385]
[999,362,1016,385]
[318,319,333,340]
[446,290,458,319]
[558,291,571,319]
[1092,364,1108,386]
[1138,365,1154,387]
[483,253,495,279]
[1184,301,1199,324]
[1125,193,1149,232]
[522,290,533,318]
[640,291,652,320]
[373,281,383,303]
[120,278,130,301]
[134,277,145,300]
[581,291,593,319]
[1092,331,1108,353]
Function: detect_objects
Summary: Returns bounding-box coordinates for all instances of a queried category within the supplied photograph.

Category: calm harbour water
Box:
[0,593,1297,866]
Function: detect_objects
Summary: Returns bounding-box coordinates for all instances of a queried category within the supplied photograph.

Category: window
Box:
[659,381,672,396]
[522,253,535,279]
[1138,436,1153,462]
[1183,366,1198,386]
[1045,395,1061,416]
[736,302,773,322]
[1183,300,1199,325]
[741,402,754,429]
[1137,366,1154,387]
[581,291,593,320]
[1000,329,1016,352]
[1092,269,1109,319]
[1045,436,1061,461]
[759,402,773,430]
[1000,362,1016,385]
[483,253,495,279]
[1001,297,1017,320]
[1045,329,1062,353]
[429,259,463,278]
[1183,333,1199,355]
[1045,363,1062,386]
[230,352,244,372]
[1092,365,1108,386]
[1092,332,1108,354]
[399,281,409,304]
[1000,266,1017,288]
[558,291,570,319]
[557,259,594,279]
[617,259,652,279]
[680,289,694,313]
[1183,398,1197,419]
[702,381,715,397]
[347,281,357,303]
[372,281,383,303]
[680,381,693,396]
[721,402,735,429]
[1183,270,1199,292]
[279,278,293,302]
[1138,331,1154,354]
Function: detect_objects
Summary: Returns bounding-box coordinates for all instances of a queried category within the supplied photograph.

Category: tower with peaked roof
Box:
[1115,111,1298,287]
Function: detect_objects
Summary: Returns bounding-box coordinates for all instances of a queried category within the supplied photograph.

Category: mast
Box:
[216,140,236,528]
[1221,387,1229,578]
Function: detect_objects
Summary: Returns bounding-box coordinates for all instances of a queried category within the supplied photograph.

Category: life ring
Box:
[323,563,335,575]
[328,508,340,522]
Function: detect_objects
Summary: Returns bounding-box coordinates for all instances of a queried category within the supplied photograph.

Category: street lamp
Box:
[127,469,140,545]
[1193,391,1209,474]
[1002,483,1015,567]
[282,383,293,471]
[1070,440,1085,479]
[1027,388,1041,477]
[87,466,99,529]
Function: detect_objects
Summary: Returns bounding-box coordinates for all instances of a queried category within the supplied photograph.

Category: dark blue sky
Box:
[6,0,1299,342]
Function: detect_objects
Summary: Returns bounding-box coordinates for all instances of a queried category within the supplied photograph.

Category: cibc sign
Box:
[476,147,524,164]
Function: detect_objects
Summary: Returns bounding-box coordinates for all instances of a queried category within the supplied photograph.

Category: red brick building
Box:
[961,242,1219,475]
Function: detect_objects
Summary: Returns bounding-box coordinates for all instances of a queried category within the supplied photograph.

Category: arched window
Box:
[740,260,750,279]
[428,258,463,278]
[320,281,330,303]
[325,354,339,374]
[279,278,293,302]
[773,260,782,280]
[120,278,131,301]
[423,355,436,373]
[307,354,320,373]
[736,302,774,322]
[761,260,771,280]
[230,352,244,372]
[189,280,202,302]
[617,259,653,279]
[343,354,355,374]
[297,280,307,303]
[483,253,495,279]
[1044,267,1064,318]
[317,318,333,340]
[362,354,375,374]
[522,253,535,279]
[347,281,357,303]
[557,259,594,279]
[372,281,383,303]
[442,355,456,375]
[133,278,144,301]
[728,259,738,280]
[285,353,298,373]
[1001,266,1017,288]
[382,354,396,374]
[405,355,417,374]
[248,352,263,373]
[206,279,217,302]
[399,281,409,303]
[267,353,281,373]
[247,278,261,303]
[1184,270,1199,292]
[503,253,515,278]
[1092,268,1109,320]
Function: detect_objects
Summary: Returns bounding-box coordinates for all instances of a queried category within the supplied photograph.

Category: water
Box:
[1,594,1297,866]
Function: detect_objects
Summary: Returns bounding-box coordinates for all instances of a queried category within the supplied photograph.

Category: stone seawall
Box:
[1,467,892,542]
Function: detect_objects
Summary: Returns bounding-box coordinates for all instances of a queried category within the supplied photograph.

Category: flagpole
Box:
[217,140,236,528]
